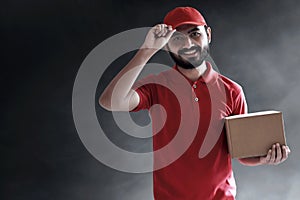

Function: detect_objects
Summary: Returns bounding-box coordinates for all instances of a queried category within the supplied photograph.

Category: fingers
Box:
[142,24,175,50]
[263,143,291,165]
[165,28,176,39]
[158,25,168,37]
[282,145,290,161]
[154,24,164,35]
[265,149,272,163]
[274,143,282,163]
[270,144,276,163]
[154,24,175,38]
[285,145,291,154]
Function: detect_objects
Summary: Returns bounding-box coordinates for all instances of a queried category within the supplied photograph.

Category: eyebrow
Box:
[187,27,201,34]
[172,31,182,36]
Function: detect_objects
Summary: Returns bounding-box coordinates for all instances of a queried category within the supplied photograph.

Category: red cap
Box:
[163,7,207,28]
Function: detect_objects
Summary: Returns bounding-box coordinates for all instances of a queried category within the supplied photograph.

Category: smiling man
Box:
[99,7,290,200]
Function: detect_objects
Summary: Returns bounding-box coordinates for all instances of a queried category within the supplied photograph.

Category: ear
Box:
[206,27,212,44]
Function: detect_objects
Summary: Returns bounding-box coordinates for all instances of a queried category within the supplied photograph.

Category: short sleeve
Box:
[130,75,156,112]
[232,88,248,115]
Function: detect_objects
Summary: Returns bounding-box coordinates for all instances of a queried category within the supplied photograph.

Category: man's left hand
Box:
[259,143,291,165]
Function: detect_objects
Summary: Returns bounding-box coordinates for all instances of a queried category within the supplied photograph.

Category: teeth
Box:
[183,49,197,55]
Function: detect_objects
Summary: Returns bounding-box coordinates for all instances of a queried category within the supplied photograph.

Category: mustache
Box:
[178,46,201,55]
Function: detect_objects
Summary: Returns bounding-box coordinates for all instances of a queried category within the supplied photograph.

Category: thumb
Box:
[165,29,176,40]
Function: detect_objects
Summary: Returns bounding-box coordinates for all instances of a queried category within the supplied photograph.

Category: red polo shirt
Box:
[132,62,247,200]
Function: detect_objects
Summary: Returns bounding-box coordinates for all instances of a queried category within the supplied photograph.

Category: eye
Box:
[190,32,201,38]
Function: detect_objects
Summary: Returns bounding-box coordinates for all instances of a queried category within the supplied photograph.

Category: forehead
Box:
[175,24,205,33]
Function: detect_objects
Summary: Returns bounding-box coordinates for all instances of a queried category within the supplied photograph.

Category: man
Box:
[99,7,290,200]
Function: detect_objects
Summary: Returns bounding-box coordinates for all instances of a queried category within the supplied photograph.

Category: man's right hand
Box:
[141,24,176,51]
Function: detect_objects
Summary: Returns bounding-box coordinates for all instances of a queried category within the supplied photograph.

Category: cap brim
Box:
[172,21,207,28]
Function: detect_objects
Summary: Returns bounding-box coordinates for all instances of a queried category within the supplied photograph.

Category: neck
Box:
[177,61,207,82]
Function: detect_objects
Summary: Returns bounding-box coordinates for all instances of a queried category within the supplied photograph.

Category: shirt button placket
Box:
[192,82,199,102]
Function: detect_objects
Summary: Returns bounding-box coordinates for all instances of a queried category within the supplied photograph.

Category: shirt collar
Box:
[173,61,219,84]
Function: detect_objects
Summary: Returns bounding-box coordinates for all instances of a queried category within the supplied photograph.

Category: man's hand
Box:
[238,143,291,166]
[141,24,176,51]
[259,143,291,165]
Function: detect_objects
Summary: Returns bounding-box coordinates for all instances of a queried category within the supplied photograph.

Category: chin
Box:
[169,52,204,69]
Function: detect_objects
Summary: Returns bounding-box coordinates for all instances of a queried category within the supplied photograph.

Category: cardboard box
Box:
[225,111,286,158]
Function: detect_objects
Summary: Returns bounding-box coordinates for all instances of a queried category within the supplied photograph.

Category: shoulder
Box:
[217,73,248,114]
[218,73,244,94]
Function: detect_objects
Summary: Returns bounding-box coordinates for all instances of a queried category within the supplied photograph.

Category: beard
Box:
[168,45,210,69]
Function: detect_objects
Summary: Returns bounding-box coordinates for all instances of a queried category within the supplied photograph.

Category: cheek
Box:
[167,45,180,53]
[192,39,203,46]
[200,37,210,46]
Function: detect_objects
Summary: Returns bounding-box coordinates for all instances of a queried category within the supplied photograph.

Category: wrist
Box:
[137,47,158,57]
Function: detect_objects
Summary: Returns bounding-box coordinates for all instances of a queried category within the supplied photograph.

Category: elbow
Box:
[99,92,133,112]
[98,95,112,111]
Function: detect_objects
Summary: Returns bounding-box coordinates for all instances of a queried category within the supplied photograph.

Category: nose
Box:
[182,36,194,49]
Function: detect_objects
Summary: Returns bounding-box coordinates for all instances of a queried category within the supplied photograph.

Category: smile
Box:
[180,49,199,57]
[183,49,197,55]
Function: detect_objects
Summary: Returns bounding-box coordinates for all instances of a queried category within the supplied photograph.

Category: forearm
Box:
[99,48,157,111]
[238,157,262,166]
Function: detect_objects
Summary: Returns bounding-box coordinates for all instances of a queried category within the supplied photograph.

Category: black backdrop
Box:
[2,0,300,199]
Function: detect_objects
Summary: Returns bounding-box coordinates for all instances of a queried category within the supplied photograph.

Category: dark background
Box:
[2,0,300,199]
